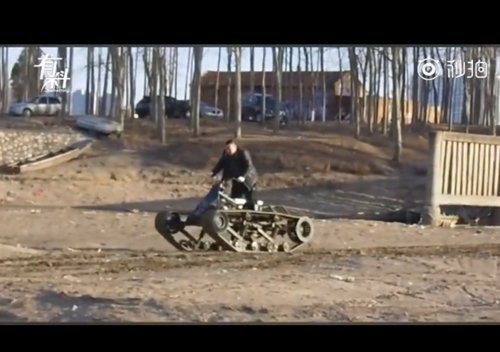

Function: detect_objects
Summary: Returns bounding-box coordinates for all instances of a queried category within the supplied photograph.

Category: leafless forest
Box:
[1,47,498,149]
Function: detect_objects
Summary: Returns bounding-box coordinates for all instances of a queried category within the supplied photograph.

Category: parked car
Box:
[200,102,223,119]
[241,92,288,125]
[135,95,190,119]
[9,96,62,117]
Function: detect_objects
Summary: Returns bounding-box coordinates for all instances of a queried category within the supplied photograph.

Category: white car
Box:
[9,96,62,117]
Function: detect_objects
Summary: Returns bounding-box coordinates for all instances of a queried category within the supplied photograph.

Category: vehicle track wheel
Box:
[198,241,211,251]
[155,211,183,235]
[266,242,278,253]
[202,210,229,235]
[248,241,259,251]
[293,217,314,243]
[179,240,195,251]
[280,242,290,253]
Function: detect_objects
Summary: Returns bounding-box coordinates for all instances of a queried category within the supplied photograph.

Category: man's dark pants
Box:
[230,180,255,207]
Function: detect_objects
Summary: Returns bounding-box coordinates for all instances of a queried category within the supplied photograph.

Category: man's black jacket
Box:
[211,148,258,188]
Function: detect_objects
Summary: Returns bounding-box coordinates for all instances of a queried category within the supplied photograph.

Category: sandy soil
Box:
[1,119,499,323]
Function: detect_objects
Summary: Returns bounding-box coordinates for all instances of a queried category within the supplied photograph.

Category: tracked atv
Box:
[154,181,314,253]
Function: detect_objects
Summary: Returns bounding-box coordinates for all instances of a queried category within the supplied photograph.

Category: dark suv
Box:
[241,93,288,125]
[135,96,190,119]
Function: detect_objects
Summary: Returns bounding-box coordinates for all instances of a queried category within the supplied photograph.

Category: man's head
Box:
[224,139,238,155]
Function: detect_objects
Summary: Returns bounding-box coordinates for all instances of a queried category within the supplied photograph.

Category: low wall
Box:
[0,128,82,166]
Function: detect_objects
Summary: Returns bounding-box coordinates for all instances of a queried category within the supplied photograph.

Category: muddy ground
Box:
[0,118,499,323]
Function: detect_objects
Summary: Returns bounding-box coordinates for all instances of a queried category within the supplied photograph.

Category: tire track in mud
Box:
[1,242,500,277]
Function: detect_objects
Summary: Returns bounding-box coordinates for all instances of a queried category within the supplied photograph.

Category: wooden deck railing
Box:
[422,131,500,225]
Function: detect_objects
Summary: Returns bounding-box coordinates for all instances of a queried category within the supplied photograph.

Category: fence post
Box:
[422,131,443,226]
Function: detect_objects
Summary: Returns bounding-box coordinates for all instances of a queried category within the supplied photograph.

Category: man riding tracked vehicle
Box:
[210,139,258,209]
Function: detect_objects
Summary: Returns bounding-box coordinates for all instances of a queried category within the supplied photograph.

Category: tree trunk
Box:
[226,47,232,122]
[400,47,407,128]
[348,47,360,138]
[184,47,192,100]
[173,47,178,98]
[382,48,389,134]
[191,47,203,137]
[337,47,343,123]
[143,47,149,96]
[128,47,135,119]
[391,47,403,163]
[101,49,110,116]
[261,47,267,127]
[215,47,221,109]
[359,48,369,127]
[374,48,382,129]
[367,48,375,133]
[298,48,304,124]
[158,48,167,143]
[234,47,242,138]
[85,47,91,114]
[273,47,284,133]
[90,48,96,115]
[0,48,3,112]
[412,47,420,124]
[320,47,327,122]
[303,47,309,121]
[249,47,255,93]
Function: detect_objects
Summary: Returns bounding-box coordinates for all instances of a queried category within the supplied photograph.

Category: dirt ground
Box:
[1,118,499,323]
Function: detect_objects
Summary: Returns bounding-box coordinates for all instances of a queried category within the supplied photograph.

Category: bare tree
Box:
[215,47,222,109]
[226,47,232,122]
[191,46,203,137]
[249,47,255,93]
[391,47,403,163]
[358,48,369,127]
[348,47,360,138]
[1,47,9,113]
[110,47,126,127]
[67,47,73,115]
[337,47,343,123]
[374,48,383,129]
[143,47,149,96]
[158,47,167,143]
[173,47,178,98]
[128,47,136,119]
[382,47,389,134]
[411,47,420,124]
[101,49,110,116]
[85,47,91,114]
[261,47,267,127]
[298,48,304,124]
[320,47,326,122]
[273,46,284,133]
[90,48,96,115]
[234,47,242,137]
[184,47,192,100]
[400,47,407,128]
